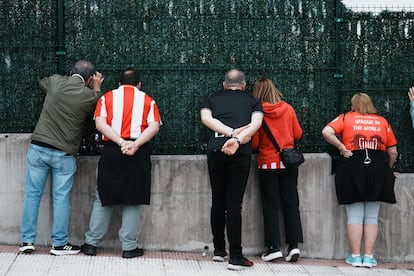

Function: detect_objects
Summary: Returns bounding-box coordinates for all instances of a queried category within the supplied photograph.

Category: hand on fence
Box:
[408,87,414,101]
[90,71,104,91]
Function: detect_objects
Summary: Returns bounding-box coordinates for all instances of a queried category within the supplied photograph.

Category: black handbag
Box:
[262,121,305,168]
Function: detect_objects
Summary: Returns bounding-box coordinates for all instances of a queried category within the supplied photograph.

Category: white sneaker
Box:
[285,248,300,262]
[212,251,227,262]
[261,246,283,262]
[19,242,35,253]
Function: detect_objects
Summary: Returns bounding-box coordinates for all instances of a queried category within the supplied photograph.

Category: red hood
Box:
[262,101,289,119]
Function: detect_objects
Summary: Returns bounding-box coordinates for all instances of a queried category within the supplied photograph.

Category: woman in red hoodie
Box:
[252,78,303,263]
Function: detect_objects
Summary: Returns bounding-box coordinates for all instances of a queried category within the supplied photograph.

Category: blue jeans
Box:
[21,144,76,246]
[84,192,142,251]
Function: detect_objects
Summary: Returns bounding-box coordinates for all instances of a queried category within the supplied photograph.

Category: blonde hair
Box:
[252,78,283,104]
[351,92,377,114]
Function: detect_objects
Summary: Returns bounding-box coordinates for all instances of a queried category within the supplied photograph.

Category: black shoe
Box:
[80,243,97,256]
[227,256,254,270]
[50,243,80,256]
[212,250,228,262]
[122,247,144,258]
[261,246,283,262]
[19,242,35,254]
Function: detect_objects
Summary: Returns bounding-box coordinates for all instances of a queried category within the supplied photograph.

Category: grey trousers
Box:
[84,192,141,251]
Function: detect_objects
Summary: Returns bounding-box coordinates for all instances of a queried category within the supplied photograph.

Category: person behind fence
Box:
[20,60,104,256]
[408,86,414,128]
[80,68,161,258]
[200,69,263,270]
[251,78,304,263]
[322,92,398,268]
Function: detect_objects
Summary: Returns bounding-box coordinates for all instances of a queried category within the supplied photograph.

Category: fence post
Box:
[56,0,66,74]
[334,0,344,113]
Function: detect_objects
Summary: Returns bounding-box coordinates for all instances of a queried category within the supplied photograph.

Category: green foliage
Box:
[0,1,413,171]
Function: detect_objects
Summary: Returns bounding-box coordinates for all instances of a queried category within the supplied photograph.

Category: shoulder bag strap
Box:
[262,121,281,153]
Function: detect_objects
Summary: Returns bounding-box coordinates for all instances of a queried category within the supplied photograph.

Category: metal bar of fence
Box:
[57,0,65,75]
[335,0,344,114]
[0,45,58,48]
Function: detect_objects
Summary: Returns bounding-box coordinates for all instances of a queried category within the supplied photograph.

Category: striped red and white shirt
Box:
[95,85,161,141]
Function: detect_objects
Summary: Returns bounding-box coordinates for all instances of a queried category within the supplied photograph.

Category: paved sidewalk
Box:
[1,245,413,276]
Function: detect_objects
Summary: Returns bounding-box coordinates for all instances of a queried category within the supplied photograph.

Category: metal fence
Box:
[337,4,414,172]
[1,0,413,171]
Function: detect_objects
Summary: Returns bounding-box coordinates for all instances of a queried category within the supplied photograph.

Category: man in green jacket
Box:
[20,60,104,256]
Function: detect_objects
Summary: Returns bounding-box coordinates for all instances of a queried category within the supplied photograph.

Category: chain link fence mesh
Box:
[1,0,413,171]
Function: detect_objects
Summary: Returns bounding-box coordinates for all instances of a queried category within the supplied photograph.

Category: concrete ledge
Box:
[1,134,413,262]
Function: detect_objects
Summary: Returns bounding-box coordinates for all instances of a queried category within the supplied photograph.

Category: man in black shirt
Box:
[200,69,263,270]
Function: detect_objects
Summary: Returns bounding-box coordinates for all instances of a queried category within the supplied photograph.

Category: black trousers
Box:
[258,168,303,248]
[207,150,251,258]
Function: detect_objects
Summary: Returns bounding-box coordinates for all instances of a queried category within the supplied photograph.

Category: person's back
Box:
[200,69,263,271]
[81,68,161,259]
[20,60,103,256]
[251,78,304,263]
[329,111,394,152]
[322,92,397,268]
[253,100,302,167]
[33,74,101,156]
[204,89,261,155]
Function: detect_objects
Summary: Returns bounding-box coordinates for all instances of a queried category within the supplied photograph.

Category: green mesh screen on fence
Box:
[1,1,413,171]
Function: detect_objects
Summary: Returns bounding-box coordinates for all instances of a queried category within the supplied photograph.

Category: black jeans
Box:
[207,150,251,258]
[258,168,303,248]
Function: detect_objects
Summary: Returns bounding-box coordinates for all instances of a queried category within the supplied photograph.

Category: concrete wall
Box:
[1,134,413,262]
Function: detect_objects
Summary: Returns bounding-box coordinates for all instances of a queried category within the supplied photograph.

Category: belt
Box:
[31,140,61,151]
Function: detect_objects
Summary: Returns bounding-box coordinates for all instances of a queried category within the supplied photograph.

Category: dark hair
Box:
[120,68,141,85]
[71,60,96,80]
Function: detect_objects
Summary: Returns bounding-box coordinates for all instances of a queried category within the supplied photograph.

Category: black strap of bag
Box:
[261,121,281,153]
